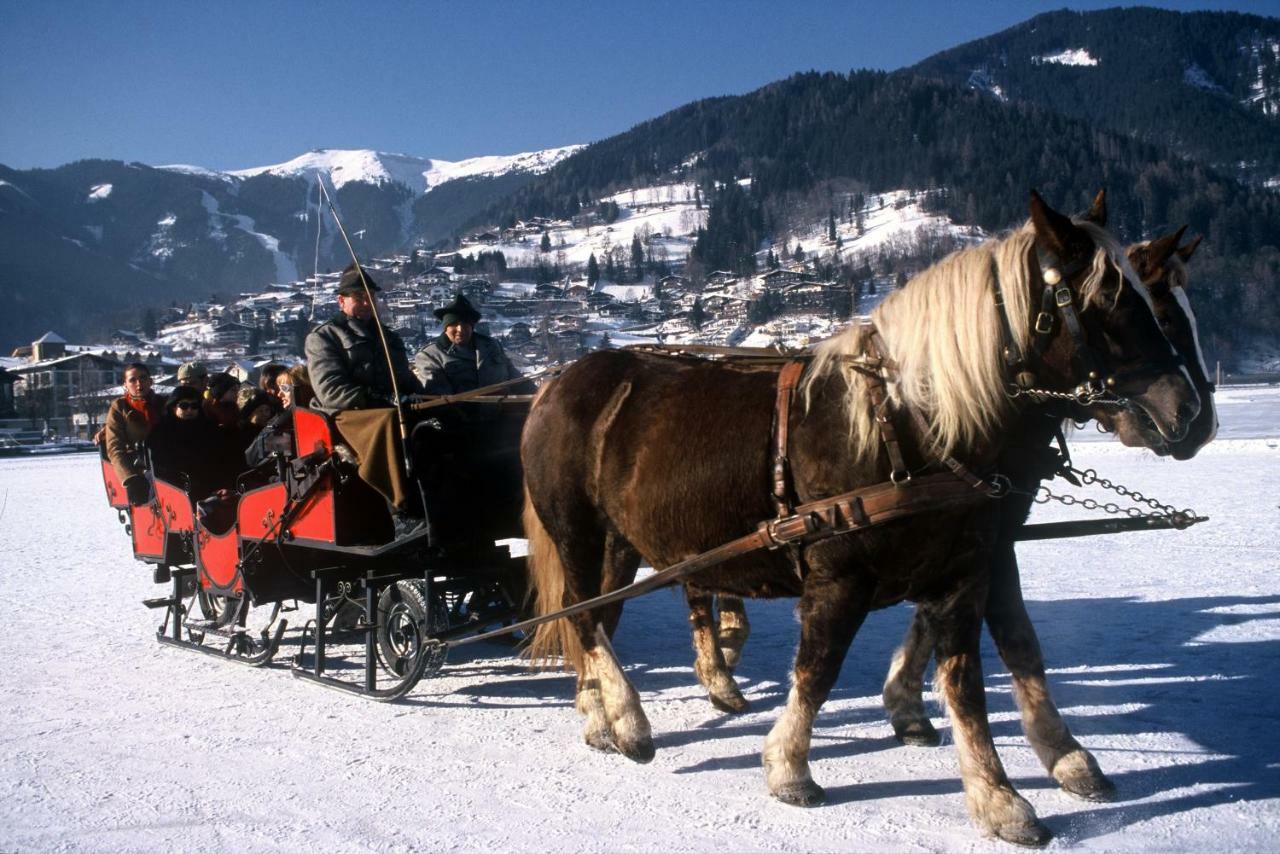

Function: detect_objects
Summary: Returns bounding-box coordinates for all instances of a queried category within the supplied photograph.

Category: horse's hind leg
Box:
[763,573,870,807]
[882,608,941,746]
[985,545,1114,802]
[927,590,1051,847]
[716,594,750,671]
[688,588,748,713]
[567,531,652,763]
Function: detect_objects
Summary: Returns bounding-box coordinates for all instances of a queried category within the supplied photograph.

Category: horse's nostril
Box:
[1177,400,1200,426]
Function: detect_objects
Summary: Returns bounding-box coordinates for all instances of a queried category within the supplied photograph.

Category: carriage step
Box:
[142,596,177,610]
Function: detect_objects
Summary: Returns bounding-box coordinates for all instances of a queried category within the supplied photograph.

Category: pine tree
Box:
[690,297,705,331]
[631,234,644,279]
[828,210,837,242]
[540,231,552,253]
[587,253,600,287]
[141,308,158,339]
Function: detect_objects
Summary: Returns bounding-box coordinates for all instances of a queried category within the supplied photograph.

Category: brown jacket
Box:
[105,393,160,483]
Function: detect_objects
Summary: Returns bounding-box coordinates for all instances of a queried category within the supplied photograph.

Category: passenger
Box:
[244,366,314,467]
[258,363,289,406]
[203,372,241,428]
[305,263,426,538]
[177,361,209,393]
[147,386,240,503]
[306,263,423,410]
[413,294,523,394]
[237,389,283,452]
[104,362,162,506]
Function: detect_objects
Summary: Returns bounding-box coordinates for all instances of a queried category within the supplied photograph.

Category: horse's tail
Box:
[522,484,585,673]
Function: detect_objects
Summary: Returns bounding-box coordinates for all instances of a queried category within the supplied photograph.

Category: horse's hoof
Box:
[584,730,614,754]
[709,690,750,714]
[1054,750,1116,802]
[616,737,656,764]
[892,719,940,747]
[773,780,826,807]
[1060,772,1117,802]
[994,819,1053,848]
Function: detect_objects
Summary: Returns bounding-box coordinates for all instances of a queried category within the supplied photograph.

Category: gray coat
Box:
[305,314,422,411]
[413,332,520,395]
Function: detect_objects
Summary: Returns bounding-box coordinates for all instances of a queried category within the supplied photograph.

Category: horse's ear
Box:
[1177,234,1202,264]
[1146,226,1186,270]
[1029,190,1080,257]
[1085,189,1107,226]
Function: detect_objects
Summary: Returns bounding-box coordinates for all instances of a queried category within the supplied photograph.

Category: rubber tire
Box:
[197,589,240,628]
[376,580,447,677]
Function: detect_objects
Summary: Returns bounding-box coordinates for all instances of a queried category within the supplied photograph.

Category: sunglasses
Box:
[175,401,200,411]
[277,383,293,392]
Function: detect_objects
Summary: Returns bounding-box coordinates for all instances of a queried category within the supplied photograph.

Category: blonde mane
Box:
[803,218,1137,464]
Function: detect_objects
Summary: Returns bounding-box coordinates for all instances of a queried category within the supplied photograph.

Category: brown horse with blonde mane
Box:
[521,192,1199,845]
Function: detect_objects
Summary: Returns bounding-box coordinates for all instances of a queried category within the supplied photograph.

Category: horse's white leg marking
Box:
[937,654,1048,846]
[762,685,817,799]
[1013,675,1114,801]
[575,656,612,753]
[592,625,654,762]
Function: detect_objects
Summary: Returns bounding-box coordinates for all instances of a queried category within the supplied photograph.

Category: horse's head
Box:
[1025,190,1199,444]
[1094,228,1217,458]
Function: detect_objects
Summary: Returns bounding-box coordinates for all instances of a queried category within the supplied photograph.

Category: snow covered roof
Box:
[34,331,67,344]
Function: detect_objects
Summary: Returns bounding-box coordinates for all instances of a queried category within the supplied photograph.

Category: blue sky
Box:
[1,0,1276,171]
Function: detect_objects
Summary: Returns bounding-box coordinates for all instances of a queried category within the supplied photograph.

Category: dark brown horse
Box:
[521,192,1199,845]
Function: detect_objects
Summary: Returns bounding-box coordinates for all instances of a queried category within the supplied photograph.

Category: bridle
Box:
[992,242,1185,410]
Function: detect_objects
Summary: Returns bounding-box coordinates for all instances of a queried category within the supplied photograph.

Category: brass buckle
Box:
[1034,311,1054,335]
[1054,286,1073,308]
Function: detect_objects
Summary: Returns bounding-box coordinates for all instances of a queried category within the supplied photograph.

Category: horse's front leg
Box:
[687,587,749,713]
[763,573,869,807]
[716,594,750,671]
[985,544,1114,802]
[882,608,941,746]
[927,588,1052,847]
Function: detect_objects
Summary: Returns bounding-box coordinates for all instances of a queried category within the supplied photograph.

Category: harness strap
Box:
[771,361,806,516]
[864,332,911,482]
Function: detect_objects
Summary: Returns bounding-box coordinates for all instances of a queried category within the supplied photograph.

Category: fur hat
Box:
[166,385,204,414]
[434,293,481,325]
[336,263,381,296]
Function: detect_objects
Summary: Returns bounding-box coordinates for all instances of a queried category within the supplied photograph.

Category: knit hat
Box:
[433,293,481,325]
[336,263,381,296]
[177,361,208,381]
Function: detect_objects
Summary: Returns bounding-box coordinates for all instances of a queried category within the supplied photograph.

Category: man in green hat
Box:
[306,263,423,410]
[413,293,522,394]
[305,263,426,538]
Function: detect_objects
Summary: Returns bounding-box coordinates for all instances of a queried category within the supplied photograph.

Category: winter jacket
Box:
[305,313,422,411]
[104,393,161,484]
[413,332,521,395]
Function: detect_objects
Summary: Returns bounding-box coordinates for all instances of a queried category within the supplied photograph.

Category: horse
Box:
[694,225,1217,807]
[521,191,1199,845]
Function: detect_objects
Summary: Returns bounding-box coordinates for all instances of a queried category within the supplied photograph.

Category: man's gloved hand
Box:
[123,475,151,506]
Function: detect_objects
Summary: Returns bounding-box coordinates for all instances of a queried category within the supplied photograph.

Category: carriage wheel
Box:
[197,589,240,628]
[376,580,449,678]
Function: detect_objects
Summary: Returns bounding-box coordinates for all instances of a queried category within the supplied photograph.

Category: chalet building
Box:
[705,271,738,289]
[534,283,565,299]
[459,279,491,301]
[211,321,254,346]
[702,294,750,321]
[11,350,120,421]
[498,301,533,318]
[780,282,831,312]
[506,322,533,346]
[585,291,615,310]
[760,268,812,289]
[469,231,500,245]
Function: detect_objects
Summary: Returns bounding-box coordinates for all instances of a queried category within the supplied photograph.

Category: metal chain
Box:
[1034,465,1201,527]
[1007,384,1127,406]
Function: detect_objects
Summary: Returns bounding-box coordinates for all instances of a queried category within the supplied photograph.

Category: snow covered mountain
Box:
[180,145,586,193]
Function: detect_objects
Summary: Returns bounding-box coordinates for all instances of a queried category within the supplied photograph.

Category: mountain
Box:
[0,146,580,350]
[910,8,1280,184]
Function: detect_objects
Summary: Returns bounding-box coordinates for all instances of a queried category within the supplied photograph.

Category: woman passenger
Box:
[148,386,240,502]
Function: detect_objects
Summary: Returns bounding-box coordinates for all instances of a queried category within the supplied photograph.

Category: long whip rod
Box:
[314,175,413,476]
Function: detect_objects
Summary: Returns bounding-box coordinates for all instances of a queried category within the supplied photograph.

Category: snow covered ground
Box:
[1,389,1277,852]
